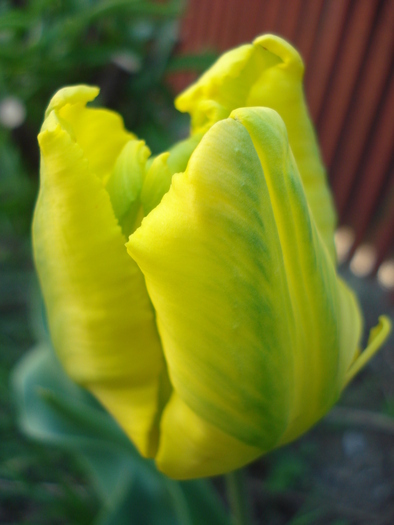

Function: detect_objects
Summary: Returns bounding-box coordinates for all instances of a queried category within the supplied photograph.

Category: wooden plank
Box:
[254,0,282,35]
[331,0,394,216]
[294,0,325,64]
[206,0,228,48]
[236,0,266,44]
[305,0,351,121]
[275,0,304,42]
[317,0,378,168]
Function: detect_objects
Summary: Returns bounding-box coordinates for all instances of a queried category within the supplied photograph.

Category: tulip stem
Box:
[225,469,254,525]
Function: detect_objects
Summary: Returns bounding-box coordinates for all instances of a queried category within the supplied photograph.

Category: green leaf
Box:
[11,344,231,525]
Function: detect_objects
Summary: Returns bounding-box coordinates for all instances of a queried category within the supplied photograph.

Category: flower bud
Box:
[33,38,390,480]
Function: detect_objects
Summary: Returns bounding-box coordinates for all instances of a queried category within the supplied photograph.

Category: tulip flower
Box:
[33,35,390,480]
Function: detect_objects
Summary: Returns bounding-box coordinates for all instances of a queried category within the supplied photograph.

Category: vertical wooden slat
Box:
[294,0,325,63]
[317,0,378,169]
[232,2,256,46]
[236,0,265,45]
[304,0,351,121]
[255,0,282,34]
[191,0,212,50]
[177,0,198,53]
[348,73,394,248]
[206,0,227,48]
[275,0,304,42]
[331,0,394,216]
[217,0,245,51]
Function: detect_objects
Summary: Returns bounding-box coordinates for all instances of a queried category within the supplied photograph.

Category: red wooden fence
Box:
[169,0,394,287]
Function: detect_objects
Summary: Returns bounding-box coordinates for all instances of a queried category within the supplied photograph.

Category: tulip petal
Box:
[130,113,295,454]
[47,85,135,183]
[141,134,204,217]
[141,152,174,216]
[128,108,363,476]
[165,133,204,175]
[106,139,151,236]
[343,315,391,388]
[156,393,262,479]
[175,34,337,263]
[34,91,167,458]
[232,108,363,445]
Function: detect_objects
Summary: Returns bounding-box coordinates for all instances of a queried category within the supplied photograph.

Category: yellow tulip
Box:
[33,36,390,480]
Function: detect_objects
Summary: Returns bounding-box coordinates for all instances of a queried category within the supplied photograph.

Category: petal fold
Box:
[33,87,166,457]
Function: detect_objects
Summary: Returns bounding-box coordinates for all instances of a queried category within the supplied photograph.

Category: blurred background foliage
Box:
[1,0,194,242]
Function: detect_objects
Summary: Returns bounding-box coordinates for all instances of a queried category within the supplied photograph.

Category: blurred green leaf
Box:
[266,452,308,493]
[11,344,230,525]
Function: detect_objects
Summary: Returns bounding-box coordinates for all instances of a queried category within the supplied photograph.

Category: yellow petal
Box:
[129,113,295,463]
[175,34,336,263]
[46,85,135,183]
[128,107,361,478]
[156,393,262,480]
[141,134,204,216]
[33,89,166,457]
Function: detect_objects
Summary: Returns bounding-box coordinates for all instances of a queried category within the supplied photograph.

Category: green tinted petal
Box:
[128,108,363,476]
[49,86,135,183]
[34,87,167,457]
[232,108,362,444]
[106,139,150,236]
[141,152,173,216]
[142,134,204,217]
[165,133,203,174]
[175,34,336,263]
[129,112,297,458]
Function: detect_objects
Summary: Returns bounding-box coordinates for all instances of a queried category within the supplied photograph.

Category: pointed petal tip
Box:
[45,85,100,119]
[253,34,304,75]
[230,106,287,132]
[343,315,391,388]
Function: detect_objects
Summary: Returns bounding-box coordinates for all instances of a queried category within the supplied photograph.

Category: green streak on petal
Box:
[105,139,150,236]
[175,34,337,264]
[141,152,173,216]
[142,134,203,216]
[343,316,391,388]
[128,114,296,453]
